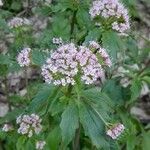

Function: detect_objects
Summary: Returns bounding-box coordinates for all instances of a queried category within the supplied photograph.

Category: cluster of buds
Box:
[76,46,103,84]
[8,17,31,28]
[2,124,13,132]
[41,41,111,86]
[89,0,130,33]
[89,41,112,67]
[52,37,63,45]
[17,48,31,67]
[16,114,42,137]
[106,123,125,139]
[36,141,46,150]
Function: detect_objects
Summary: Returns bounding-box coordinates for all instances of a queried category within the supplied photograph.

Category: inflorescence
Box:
[89,0,130,33]
[36,141,46,150]
[16,114,42,137]
[41,41,111,86]
[17,48,31,67]
[8,17,31,28]
[2,124,13,132]
[106,123,125,139]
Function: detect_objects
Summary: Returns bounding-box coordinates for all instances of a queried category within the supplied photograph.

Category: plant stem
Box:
[24,67,29,100]
[70,10,77,40]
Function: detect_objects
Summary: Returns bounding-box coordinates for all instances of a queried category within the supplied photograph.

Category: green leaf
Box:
[0,54,12,65]
[52,14,71,39]
[102,80,124,105]
[31,49,47,66]
[102,31,123,61]
[130,78,141,101]
[60,103,79,146]
[28,84,55,113]
[46,126,61,150]
[76,7,91,29]
[16,136,27,150]
[142,131,150,150]
[11,1,22,11]
[84,28,102,43]
[79,102,108,148]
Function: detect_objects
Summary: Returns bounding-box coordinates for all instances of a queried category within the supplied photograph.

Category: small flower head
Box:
[106,123,125,139]
[2,124,13,132]
[16,114,42,137]
[76,46,104,84]
[52,37,63,45]
[36,141,46,150]
[41,43,78,86]
[89,0,130,33]
[8,17,31,29]
[42,41,112,86]
[17,48,31,67]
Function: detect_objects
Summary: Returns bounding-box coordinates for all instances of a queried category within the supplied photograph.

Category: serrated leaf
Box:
[130,79,141,101]
[79,102,108,148]
[31,49,46,66]
[76,7,91,29]
[28,84,55,113]
[60,103,79,146]
[142,131,150,150]
[102,80,124,105]
[46,126,61,150]
[84,28,102,43]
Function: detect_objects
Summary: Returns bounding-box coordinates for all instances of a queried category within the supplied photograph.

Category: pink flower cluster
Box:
[89,0,130,33]
[2,124,13,132]
[36,141,46,150]
[76,46,103,84]
[52,37,63,45]
[16,114,42,137]
[17,48,31,67]
[41,43,78,86]
[41,41,111,86]
[106,123,125,139]
[8,17,31,28]
[89,41,112,67]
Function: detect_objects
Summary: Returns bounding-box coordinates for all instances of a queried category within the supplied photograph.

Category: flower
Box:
[36,141,46,150]
[89,0,130,33]
[42,41,111,86]
[52,37,63,45]
[16,114,42,137]
[88,41,112,67]
[17,48,31,67]
[8,17,31,28]
[41,43,78,86]
[76,46,104,84]
[106,123,125,139]
[2,124,13,132]
[98,47,112,67]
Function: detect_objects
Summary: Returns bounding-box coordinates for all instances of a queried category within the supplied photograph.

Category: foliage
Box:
[0,0,150,150]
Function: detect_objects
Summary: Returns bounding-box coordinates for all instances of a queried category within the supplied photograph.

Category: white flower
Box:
[106,123,125,139]
[89,0,130,33]
[36,141,46,150]
[17,48,31,67]
[2,124,13,132]
[17,114,42,137]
